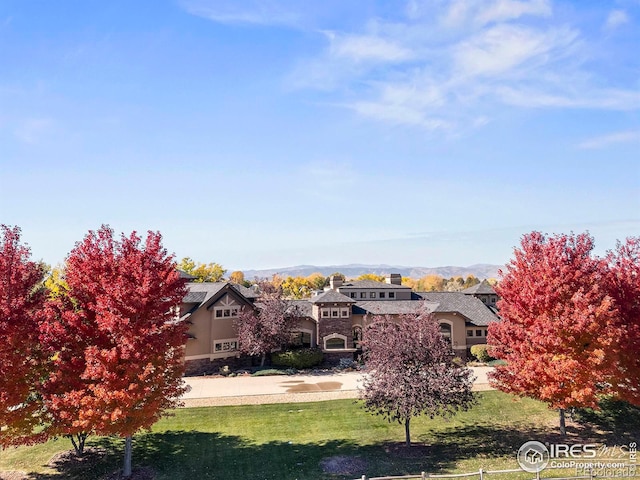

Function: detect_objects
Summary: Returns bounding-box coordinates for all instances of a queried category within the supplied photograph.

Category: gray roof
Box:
[287,300,313,318]
[416,292,499,326]
[339,280,410,290]
[354,300,438,316]
[462,280,497,295]
[310,290,355,304]
[232,283,259,299]
[177,269,198,280]
[182,282,227,305]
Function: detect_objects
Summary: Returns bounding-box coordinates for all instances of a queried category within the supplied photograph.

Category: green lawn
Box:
[0,391,637,479]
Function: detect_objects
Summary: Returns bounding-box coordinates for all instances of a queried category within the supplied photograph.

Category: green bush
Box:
[251,369,288,377]
[272,348,323,369]
[470,344,494,363]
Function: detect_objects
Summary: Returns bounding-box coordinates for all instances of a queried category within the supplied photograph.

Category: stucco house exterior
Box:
[179,274,500,375]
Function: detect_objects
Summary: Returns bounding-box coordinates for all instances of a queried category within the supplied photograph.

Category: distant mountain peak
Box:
[241,263,501,280]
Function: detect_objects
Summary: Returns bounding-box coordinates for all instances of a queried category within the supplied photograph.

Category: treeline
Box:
[179,258,496,299]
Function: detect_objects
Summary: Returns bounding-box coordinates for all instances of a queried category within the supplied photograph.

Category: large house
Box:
[179,274,500,375]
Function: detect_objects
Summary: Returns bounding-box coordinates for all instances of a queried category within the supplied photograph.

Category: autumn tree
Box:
[236,281,299,366]
[281,276,312,299]
[40,226,187,477]
[606,237,640,405]
[306,272,326,291]
[178,257,225,282]
[229,270,248,286]
[356,273,385,282]
[0,226,48,447]
[488,232,620,435]
[360,308,475,447]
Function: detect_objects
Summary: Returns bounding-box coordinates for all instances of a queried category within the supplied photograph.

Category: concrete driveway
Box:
[180,367,493,407]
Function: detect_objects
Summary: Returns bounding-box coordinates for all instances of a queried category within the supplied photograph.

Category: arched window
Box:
[439,322,452,345]
[323,333,347,350]
[352,326,363,342]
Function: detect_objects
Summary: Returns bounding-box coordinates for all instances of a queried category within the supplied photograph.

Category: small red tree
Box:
[0,226,48,447]
[236,281,299,366]
[488,232,621,435]
[606,237,640,405]
[360,308,476,447]
[40,226,187,477]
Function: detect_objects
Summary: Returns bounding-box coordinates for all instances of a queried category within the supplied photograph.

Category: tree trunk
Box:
[68,433,88,456]
[123,436,133,478]
[260,353,266,367]
[559,408,566,436]
[405,418,411,447]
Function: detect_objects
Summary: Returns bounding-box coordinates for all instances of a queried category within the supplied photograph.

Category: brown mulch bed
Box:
[320,455,368,475]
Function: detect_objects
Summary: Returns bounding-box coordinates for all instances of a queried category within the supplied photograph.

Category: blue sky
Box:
[1,0,638,271]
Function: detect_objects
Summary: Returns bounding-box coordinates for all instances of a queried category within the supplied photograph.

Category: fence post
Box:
[421,472,426,479]
[479,468,484,480]
[361,475,366,480]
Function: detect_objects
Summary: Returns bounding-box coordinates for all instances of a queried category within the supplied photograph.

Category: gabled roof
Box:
[287,300,314,318]
[310,290,355,304]
[416,291,499,326]
[354,300,438,316]
[339,280,410,290]
[177,269,198,280]
[461,279,496,295]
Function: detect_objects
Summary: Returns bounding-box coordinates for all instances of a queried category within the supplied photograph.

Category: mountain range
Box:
[242,263,502,280]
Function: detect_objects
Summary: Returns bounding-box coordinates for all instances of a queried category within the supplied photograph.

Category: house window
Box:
[360,292,366,298]
[324,335,347,350]
[467,329,474,337]
[491,297,496,304]
[370,292,376,298]
[213,339,238,353]
[215,310,223,318]
[476,330,482,337]
[350,292,356,298]
[322,309,329,318]
[352,326,363,343]
[439,323,452,348]
[341,308,349,317]
[388,292,395,298]
[215,307,239,318]
[379,292,385,299]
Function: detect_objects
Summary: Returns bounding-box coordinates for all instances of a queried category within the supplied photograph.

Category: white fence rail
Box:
[354,466,638,480]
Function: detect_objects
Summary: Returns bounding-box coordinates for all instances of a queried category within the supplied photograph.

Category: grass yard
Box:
[1,391,638,480]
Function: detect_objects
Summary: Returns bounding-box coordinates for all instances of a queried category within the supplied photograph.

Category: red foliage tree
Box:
[0,226,48,447]
[40,226,187,477]
[606,237,640,405]
[235,281,299,366]
[360,308,476,447]
[488,232,621,434]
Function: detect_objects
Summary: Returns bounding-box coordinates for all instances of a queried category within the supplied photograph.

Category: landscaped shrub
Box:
[272,348,323,369]
[251,369,288,377]
[470,344,494,363]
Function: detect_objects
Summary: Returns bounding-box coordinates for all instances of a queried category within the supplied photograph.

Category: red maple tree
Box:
[606,237,640,405]
[40,226,187,476]
[488,232,621,434]
[0,226,48,447]
[360,308,475,447]
[236,281,299,366]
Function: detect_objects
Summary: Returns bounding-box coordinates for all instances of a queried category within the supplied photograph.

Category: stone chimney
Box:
[385,273,402,285]
[329,275,343,290]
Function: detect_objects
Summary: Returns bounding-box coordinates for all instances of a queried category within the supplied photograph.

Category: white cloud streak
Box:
[604,9,629,31]
[577,130,640,149]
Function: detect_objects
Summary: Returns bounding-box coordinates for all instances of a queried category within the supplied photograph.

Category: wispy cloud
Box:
[184,0,640,133]
[291,0,640,131]
[604,9,629,31]
[14,118,54,144]
[181,0,302,27]
[577,130,640,149]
